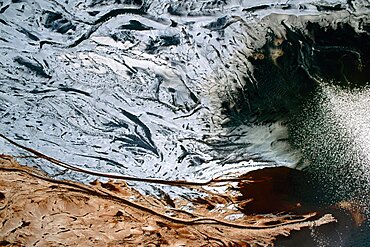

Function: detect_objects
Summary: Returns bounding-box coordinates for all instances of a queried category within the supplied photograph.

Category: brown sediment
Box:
[0,155,338,246]
[336,201,366,227]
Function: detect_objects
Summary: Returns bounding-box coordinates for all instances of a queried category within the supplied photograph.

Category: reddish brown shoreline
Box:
[0,154,338,246]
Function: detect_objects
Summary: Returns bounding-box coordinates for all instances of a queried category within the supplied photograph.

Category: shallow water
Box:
[0,0,369,241]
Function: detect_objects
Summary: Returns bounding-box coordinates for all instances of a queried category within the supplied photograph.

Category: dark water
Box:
[0,0,369,245]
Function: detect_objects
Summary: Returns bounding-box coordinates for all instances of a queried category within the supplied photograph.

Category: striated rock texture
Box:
[0,154,337,246]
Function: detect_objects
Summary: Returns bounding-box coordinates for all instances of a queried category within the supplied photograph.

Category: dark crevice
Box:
[92,6,149,26]
[14,56,51,79]
[119,20,152,30]
[58,87,91,97]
